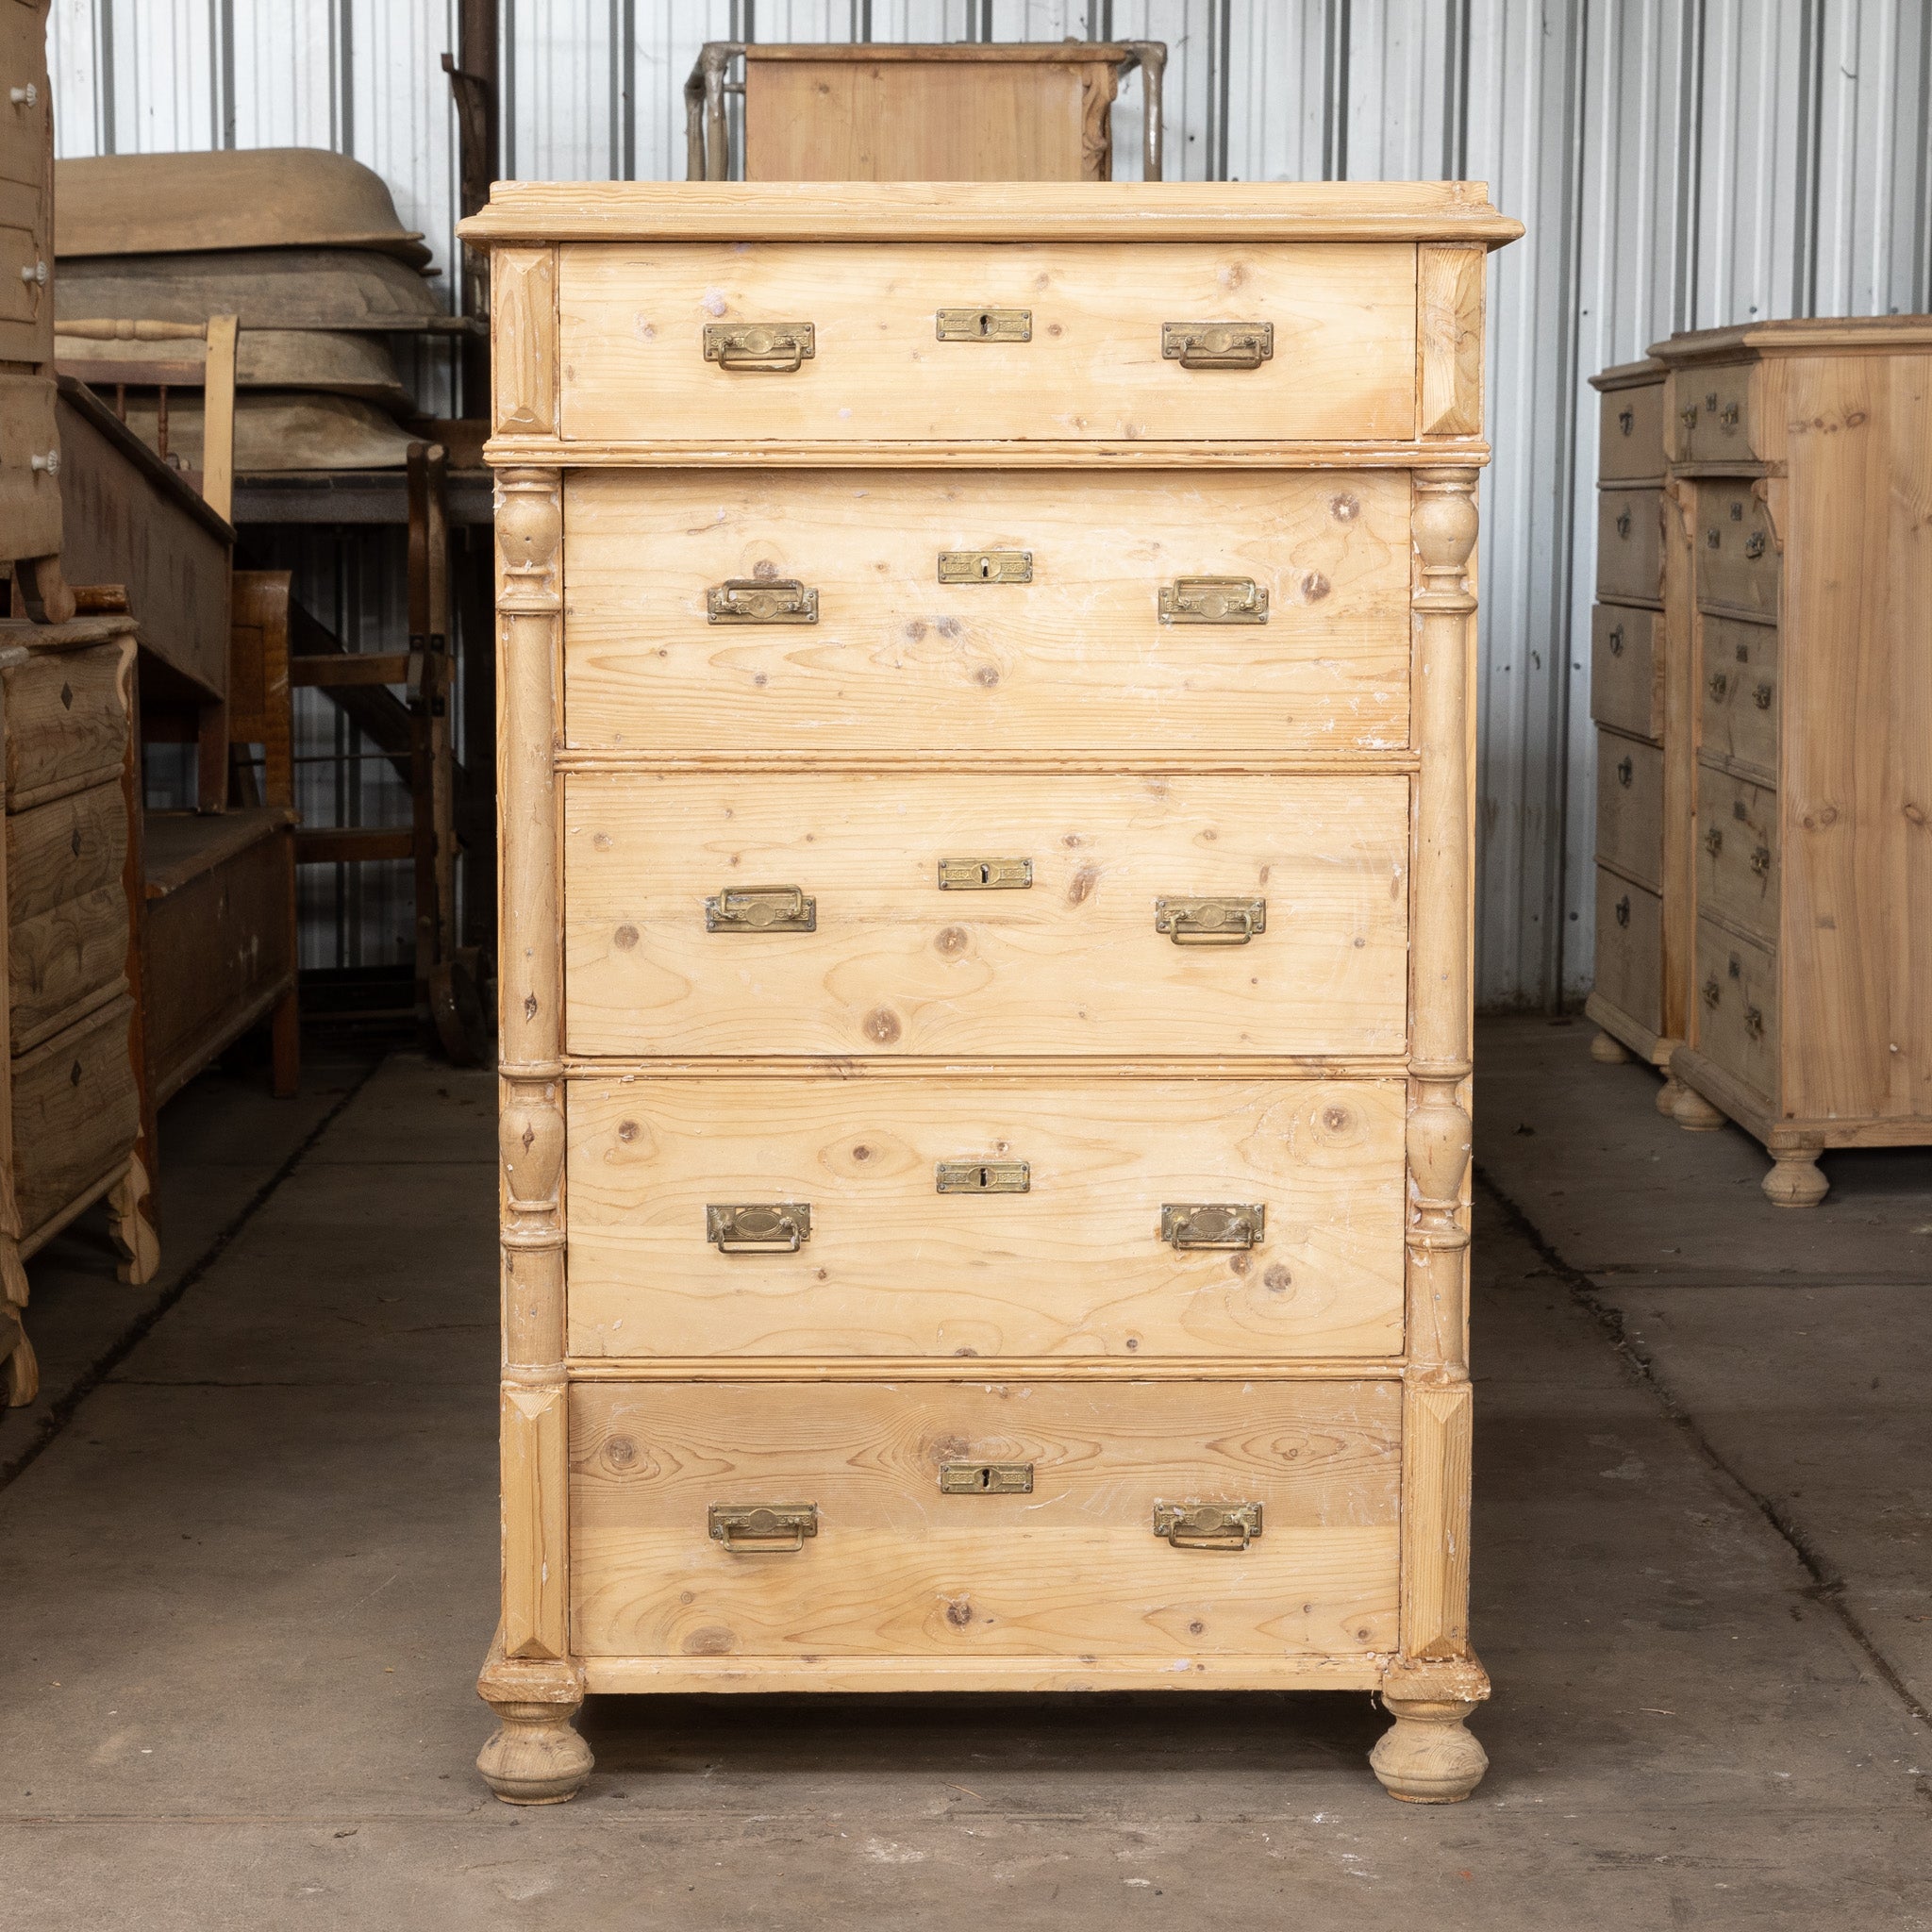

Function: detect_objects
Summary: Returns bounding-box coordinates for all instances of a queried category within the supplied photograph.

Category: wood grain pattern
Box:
[562,771,1409,1058]
[0,371,60,563]
[1589,603,1662,741]
[7,776,125,922]
[1595,487,1663,604]
[1694,761,1778,943]
[570,1379,1400,1660]
[561,469,1412,754]
[565,1075,1405,1360]
[1683,362,1757,463]
[1591,867,1662,1036]
[1593,729,1663,891]
[1699,615,1777,779]
[9,991,139,1240]
[2,637,130,807]
[491,246,558,437]
[1400,1379,1472,1658]
[1416,245,1483,437]
[1696,481,1778,620]
[556,242,1418,444]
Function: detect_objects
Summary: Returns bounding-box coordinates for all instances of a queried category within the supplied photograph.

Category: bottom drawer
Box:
[1695,917,1777,1104]
[1592,867,1662,1033]
[570,1379,1400,1662]
[10,991,139,1240]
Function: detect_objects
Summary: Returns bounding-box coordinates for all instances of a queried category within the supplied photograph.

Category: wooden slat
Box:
[290,653,412,688]
[295,826,414,865]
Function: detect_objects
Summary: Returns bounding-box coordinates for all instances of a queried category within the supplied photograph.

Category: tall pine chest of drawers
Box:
[461,181,1521,1805]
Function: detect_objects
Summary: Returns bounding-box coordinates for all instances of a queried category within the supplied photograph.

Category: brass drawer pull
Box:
[1618,407,1634,435]
[707,883,816,932]
[940,1461,1034,1493]
[1744,531,1767,558]
[1749,844,1773,878]
[1162,320,1274,370]
[1616,756,1634,788]
[936,307,1031,342]
[1614,894,1630,928]
[1158,575,1269,625]
[707,578,818,625]
[1703,976,1722,1008]
[938,856,1032,890]
[703,322,814,372]
[1703,828,1724,857]
[708,1503,818,1551]
[1744,1004,1764,1040]
[707,1203,812,1252]
[936,1159,1031,1194]
[1616,509,1632,539]
[1155,895,1265,945]
[1607,625,1624,656]
[1707,672,1729,700]
[1680,404,1699,428]
[1754,681,1774,709]
[1161,1202,1264,1250]
[1154,1501,1264,1551]
[938,549,1032,584]
[1721,401,1740,427]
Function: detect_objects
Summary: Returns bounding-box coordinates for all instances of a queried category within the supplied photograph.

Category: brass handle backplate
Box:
[1704,828,1724,856]
[940,1461,1034,1493]
[708,1503,818,1551]
[708,1204,812,1253]
[1618,407,1634,435]
[1703,977,1722,1008]
[1608,625,1624,656]
[704,322,814,371]
[936,307,1031,341]
[1744,531,1767,558]
[1158,575,1268,625]
[1721,401,1740,427]
[1750,844,1772,878]
[1754,682,1774,709]
[708,578,818,625]
[1680,405,1699,428]
[1161,1203,1264,1250]
[938,549,1032,584]
[1615,895,1630,928]
[936,1159,1031,1194]
[1617,757,1634,788]
[1155,896,1266,945]
[1616,510,1632,538]
[1162,321,1274,369]
[1744,1004,1764,1040]
[1708,672,1729,700]
[938,856,1033,890]
[706,884,815,932]
[1154,1501,1264,1551]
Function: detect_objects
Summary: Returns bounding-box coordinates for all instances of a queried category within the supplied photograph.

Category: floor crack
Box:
[1476,1161,1931,1735]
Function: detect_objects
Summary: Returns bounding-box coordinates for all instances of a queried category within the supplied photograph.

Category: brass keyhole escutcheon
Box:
[1608,625,1624,656]
[1618,408,1634,435]
[1616,510,1632,539]
[1617,757,1633,788]
[935,308,1031,342]
[1614,896,1630,928]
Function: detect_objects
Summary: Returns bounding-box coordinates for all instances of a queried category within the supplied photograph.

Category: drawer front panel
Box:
[570,1379,1401,1660]
[563,469,1413,754]
[1595,488,1661,603]
[557,242,1419,443]
[7,778,129,1047]
[567,1076,1405,1361]
[7,777,125,923]
[564,773,1409,1058]
[1698,485,1778,619]
[10,992,138,1239]
[0,373,60,565]
[2,640,126,806]
[1597,383,1663,482]
[1589,603,1661,741]
[1594,730,1663,891]
[1591,868,1661,1035]
[1683,363,1756,463]
[1700,616,1777,777]
[1695,917,1776,1104]
[1695,763,1777,943]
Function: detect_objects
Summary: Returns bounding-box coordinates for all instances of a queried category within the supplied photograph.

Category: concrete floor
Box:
[2,1017,1929,1929]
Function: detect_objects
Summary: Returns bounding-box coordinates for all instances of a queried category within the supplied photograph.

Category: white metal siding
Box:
[45,0,1932,1002]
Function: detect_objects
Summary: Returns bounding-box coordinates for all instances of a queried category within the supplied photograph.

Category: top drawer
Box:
[1677,363,1757,463]
[1597,382,1664,483]
[556,242,1420,443]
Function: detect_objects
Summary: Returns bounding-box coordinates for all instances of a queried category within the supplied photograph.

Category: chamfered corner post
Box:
[478,457,590,1805]
[1377,466,1489,1803]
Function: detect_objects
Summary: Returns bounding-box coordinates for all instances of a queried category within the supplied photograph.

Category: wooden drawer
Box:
[7,777,128,1050]
[1595,488,1661,603]
[1695,917,1776,1104]
[0,174,45,363]
[1591,867,1661,1035]
[556,242,1419,443]
[569,1378,1401,1661]
[562,469,1412,755]
[1700,616,1777,778]
[1594,729,1662,892]
[1697,484,1778,619]
[2,638,128,807]
[0,2,45,193]
[1695,763,1777,943]
[563,773,1409,1058]
[1681,363,1757,463]
[9,991,138,1241]
[1589,603,1661,741]
[0,372,59,568]
[1597,381,1663,482]
[567,1075,1405,1361]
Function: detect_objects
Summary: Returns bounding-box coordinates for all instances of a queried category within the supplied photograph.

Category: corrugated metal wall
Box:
[45,0,1932,1005]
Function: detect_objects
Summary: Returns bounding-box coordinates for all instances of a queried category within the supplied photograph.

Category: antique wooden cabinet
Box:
[460,180,1520,1803]
[1642,319,1932,1206]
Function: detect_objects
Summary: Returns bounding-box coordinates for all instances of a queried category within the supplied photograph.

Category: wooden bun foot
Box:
[1668,1080,1726,1132]
[1763,1149,1828,1208]
[1590,1029,1632,1065]
[1370,1694,1490,1803]
[476,1702,593,1805]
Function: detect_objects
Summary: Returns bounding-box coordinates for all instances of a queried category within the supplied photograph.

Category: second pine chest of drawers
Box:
[462,180,1521,1806]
